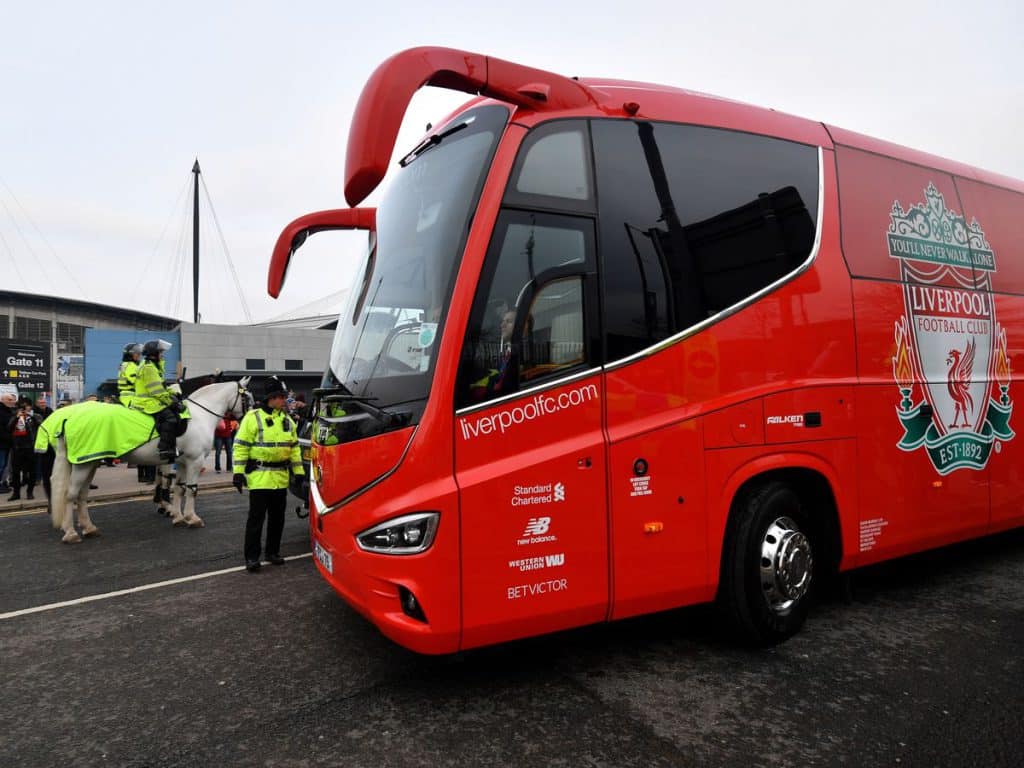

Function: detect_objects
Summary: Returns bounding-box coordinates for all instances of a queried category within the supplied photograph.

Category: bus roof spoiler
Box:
[344,46,606,207]
[267,207,376,298]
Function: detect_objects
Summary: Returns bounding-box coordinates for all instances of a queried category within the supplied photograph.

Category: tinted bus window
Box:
[458,210,595,408]
[592,120,819,360]
[504,120,595,213]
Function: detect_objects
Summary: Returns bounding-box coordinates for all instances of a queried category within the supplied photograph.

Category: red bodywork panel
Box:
[315,426,413,509]
[274,47,1023,654]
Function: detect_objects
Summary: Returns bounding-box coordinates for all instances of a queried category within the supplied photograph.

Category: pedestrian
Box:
[232,376,304,571]
[33,395,55,495]
[213,412,237,473]
[0,392,15,493]
[34,395,53,420]
[7,396,42,501]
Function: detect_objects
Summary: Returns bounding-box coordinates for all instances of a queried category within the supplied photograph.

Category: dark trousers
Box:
[0,446,10,487]
[38,449,54,499]
[244,488,287,562]
[152,408,179,455]
[10,447,36,494]
[213,436,233,471]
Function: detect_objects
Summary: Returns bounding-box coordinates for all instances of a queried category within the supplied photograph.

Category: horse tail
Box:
[51,437,71,530]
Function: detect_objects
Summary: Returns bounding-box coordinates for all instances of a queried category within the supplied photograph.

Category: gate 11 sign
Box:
[1,339,50,394]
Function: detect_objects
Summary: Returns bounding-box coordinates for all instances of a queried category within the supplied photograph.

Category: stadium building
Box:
[0,289,335,404]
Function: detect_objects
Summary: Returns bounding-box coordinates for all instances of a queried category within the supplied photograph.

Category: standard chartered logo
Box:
[459,383,599,440]
[553,482,565,502]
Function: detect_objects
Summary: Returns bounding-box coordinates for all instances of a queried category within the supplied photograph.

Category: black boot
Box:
[26,486,34,500]
[7,491,19,501]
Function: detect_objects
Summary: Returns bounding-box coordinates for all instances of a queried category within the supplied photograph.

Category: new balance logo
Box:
[523,517,551,536]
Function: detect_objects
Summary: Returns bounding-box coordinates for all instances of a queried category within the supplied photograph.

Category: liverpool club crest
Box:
[889,183,1014,474]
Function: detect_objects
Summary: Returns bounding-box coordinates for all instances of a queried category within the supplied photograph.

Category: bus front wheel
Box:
[719,481,814,645]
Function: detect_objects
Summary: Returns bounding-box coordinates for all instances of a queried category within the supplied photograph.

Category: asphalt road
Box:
[2,492,1022,767]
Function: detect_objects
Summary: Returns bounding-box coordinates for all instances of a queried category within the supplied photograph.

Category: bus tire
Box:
[719,481,814,645]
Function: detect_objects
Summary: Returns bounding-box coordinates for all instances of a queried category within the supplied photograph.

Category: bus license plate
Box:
[314,541,333,574]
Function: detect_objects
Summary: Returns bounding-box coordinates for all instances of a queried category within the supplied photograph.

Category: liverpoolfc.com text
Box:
[459,384,599,440]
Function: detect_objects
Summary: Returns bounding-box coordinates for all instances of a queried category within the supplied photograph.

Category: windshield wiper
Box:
[399,119,472,167]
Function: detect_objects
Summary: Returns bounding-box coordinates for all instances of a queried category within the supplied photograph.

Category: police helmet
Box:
[142,339,173,360]
[260,376,288,402]
[122,342,142,361]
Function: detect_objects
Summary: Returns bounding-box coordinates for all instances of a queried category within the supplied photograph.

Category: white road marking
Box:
[0,552,313,620]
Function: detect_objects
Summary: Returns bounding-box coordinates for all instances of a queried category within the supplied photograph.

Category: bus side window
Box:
[521,278,585,383]
[457,211,594,409]
[592,119,819,362]
[504,120,595,214]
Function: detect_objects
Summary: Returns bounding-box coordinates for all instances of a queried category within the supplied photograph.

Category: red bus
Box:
[268,47,1022,654]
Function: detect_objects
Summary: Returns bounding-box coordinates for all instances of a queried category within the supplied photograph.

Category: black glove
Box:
[233,473,245,494]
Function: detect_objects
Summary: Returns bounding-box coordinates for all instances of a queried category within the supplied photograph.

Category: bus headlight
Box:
[356,512,439,555]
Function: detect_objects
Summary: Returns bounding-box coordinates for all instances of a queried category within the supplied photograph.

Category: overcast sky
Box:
[1,0,1020,324]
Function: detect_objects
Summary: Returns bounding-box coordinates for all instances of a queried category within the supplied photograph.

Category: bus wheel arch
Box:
[716,466,842,645]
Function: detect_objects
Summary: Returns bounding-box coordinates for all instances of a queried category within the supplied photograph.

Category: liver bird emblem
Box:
[946,337,976,429]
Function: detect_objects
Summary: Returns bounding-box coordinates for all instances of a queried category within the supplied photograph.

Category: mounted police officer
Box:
[132,339,179,462]
[233,376,304,571]
[117,342,142,407]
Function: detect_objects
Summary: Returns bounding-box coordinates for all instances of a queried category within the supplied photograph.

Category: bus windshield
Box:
[322,103,509,433]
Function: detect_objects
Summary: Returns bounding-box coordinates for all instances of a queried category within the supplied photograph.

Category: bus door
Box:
[454,208,608,649]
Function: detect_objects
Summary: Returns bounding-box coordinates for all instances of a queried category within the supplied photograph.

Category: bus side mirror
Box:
[268,207,376,298]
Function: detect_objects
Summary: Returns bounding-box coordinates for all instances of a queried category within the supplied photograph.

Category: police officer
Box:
[117,343,142,407]
[233,376,304,572]
[132,339,179,462]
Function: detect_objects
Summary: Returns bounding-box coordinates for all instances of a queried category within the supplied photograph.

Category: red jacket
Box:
[214,418,237,438]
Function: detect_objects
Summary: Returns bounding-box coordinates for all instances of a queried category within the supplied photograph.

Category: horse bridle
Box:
[184,383,250,419]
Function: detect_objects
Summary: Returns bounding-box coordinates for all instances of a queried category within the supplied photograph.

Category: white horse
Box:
[50,377,251,543]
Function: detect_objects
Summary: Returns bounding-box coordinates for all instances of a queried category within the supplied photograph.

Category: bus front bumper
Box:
[310,525,459,655]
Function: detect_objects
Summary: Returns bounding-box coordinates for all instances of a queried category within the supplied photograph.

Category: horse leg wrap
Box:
[186,484,199,498]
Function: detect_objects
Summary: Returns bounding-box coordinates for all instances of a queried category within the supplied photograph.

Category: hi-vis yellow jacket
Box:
[117,361,139,407]
[132,360,174,415]
[233,407,304,490]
